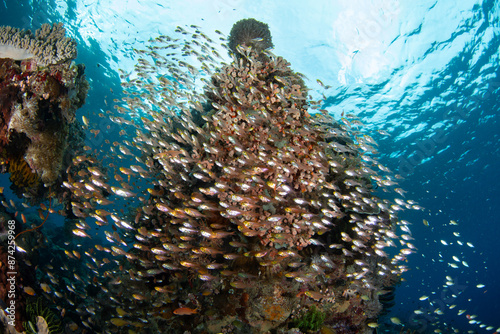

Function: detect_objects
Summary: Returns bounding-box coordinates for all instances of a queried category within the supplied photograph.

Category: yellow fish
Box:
[116,307,129,317]
[82,115,89,127]
[110,318,129,326]
[40,283,50,293]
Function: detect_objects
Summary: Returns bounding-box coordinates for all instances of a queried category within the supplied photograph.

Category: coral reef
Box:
[0,23,77,66]
[60,20,409,333]
[0,23,89,329]
[20,20,414,334]
[0,24,88,187]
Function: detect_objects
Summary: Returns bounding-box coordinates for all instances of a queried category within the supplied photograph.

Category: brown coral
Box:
[228,18,274,55]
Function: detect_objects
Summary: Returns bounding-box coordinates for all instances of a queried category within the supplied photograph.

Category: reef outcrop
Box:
[0,23,88,187]
[68,19,408,333]
[20,19,412,334]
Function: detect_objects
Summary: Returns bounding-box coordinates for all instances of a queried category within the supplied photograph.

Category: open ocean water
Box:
[1,0,499,333]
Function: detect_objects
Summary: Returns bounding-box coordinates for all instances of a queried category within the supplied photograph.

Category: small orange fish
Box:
[24,286,36,296]
[110,318,129,326]
[230,280,253,289]
[72,250,81,259]
[173,307,197,315]
[132,293,147,301]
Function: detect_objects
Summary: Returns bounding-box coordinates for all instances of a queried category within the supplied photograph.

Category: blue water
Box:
[1,0,499,333]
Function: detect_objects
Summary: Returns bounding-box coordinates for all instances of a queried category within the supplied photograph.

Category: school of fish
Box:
[4,20,498,333]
